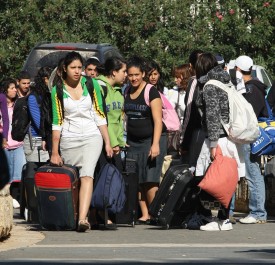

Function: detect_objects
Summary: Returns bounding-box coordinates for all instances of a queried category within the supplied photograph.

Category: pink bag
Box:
[198,145,238,208]
[144,84,180,131]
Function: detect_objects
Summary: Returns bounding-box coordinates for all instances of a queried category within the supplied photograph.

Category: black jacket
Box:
[267,81,275,116]
[244,79,268,118]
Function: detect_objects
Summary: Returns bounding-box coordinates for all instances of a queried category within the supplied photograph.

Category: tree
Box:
[0,0,274,82]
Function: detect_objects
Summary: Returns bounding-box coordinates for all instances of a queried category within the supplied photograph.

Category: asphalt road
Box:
[0,211,275,265]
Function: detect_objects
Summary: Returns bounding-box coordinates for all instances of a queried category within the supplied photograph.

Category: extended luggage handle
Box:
[121,146,129,172]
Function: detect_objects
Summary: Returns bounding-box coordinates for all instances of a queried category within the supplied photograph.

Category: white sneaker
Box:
[200,221,220,231]
[239,216,266,224]
[12,199,20,209]
[24,208,28,221]
[200,219,233,231]
[220,219,233,231]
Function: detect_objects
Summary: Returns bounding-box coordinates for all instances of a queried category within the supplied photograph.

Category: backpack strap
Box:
[123,84,131,99]
[144,83,173,110]
[90,77,108,123]
[144,83,154,106]
[85,76,94,100]
[56,85,64,118]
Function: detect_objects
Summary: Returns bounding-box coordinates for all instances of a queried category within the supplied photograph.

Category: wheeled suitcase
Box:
[114,157,139,226]
[34,164,79,230]
[20,161,46,223]
[149,164,195,229]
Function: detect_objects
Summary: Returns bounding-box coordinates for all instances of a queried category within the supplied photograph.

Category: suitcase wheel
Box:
[162,223,170,230]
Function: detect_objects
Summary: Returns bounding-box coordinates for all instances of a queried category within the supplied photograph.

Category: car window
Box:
[251,70,256,79]
[261,69,272,88]
[23,49,99,80]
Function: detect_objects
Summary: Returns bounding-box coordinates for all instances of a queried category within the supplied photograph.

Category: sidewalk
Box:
[1,210,275,264]
[0,216,44,252]
[1,210,275,253]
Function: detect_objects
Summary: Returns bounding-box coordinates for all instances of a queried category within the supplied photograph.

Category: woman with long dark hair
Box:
[124,56,166,224]
[50,51,113,232]
[1,78,26,208]
[96,57,127,171]
[195,53,244,231]
[94,57,127,228]
[24,66,52,162]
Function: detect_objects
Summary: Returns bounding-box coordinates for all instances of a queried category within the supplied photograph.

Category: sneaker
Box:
[200,219,233,231]
[229,215,237,224]
[183,212,212,230]
[200,221,220,231]
[239,216,266,224]
[12,199,20,209]
[220,219,233,231]
[24,208,28,221]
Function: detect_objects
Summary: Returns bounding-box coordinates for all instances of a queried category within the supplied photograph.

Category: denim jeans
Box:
[229,193,236,216]
[4,146,26,183]
[242,144,267,220]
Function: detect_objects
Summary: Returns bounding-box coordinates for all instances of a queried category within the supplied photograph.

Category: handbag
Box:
[166,130,181,154]
[144,84,180,131]
[198,145,238,208]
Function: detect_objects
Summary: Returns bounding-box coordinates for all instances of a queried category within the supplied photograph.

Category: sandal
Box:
[77,219,91,232]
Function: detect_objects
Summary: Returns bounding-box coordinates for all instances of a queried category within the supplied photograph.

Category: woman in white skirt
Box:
[194,53,244,231]
[50,52,113,232]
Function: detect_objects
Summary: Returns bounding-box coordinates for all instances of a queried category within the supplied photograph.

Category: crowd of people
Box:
[0,48,273,232]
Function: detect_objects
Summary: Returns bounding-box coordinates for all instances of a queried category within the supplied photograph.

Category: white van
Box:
[227,60,273,88]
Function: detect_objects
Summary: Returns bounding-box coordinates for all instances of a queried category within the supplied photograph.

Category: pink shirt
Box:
[6,103,24,150]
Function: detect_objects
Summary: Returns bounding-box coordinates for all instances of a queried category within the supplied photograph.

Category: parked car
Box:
[227,60,273,88]
[22,42,122,81]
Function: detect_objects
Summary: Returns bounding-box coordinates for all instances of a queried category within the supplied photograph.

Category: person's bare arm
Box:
[149,97,162,159]
[98,124,113,158]
[50,130,63,166]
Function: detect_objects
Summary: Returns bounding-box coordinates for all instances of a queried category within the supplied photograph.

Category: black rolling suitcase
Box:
[149,164,195,229]
[20,161,47,222]
[20,147,47,223]
[34,164,79,230]
[114,157,139,227]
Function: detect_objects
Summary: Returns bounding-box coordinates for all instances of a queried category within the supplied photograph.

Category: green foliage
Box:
[0,0,274,83]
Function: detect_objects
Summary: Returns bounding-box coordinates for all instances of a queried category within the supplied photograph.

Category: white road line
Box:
[31,243,275,248]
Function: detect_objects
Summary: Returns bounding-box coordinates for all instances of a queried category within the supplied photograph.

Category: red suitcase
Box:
[34,164,79,230]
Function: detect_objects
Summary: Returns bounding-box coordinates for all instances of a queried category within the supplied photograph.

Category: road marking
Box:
[31,243,275,248]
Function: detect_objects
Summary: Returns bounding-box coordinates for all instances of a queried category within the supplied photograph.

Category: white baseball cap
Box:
[235,55,253,71]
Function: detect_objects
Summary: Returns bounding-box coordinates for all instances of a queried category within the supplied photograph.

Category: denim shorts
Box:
[4,146,26,182]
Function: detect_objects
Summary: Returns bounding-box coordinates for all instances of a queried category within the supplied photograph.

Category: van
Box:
[22,42,122,81]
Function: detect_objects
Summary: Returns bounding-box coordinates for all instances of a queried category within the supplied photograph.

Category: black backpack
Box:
[11,93,40,142]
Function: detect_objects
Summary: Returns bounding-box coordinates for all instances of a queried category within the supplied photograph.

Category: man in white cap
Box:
[235,55,268,224]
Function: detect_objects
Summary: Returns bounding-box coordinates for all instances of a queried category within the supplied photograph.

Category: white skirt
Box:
[60,134,103,178]
[195,137,245,179]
